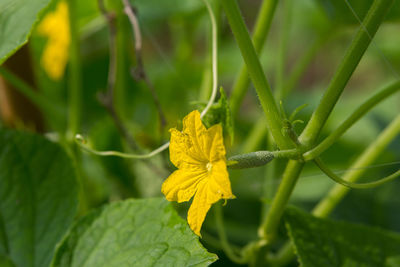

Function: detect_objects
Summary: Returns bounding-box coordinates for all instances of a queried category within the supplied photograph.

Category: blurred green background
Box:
[1,0,400,266]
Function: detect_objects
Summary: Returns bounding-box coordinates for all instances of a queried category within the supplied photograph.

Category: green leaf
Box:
[0,0,52,65]
[51,198,217,267]
[201,87,234,145]
[51,209,102,267]
[0,129,78,267]
[285,207,400,267]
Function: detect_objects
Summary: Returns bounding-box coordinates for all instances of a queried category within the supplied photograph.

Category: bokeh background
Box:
[1,0,400,265]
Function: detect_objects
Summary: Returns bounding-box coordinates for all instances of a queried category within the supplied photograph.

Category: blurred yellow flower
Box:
[37,1,70,80]
[162,110,234,236]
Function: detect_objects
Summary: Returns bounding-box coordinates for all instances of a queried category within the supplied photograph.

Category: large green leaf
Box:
[0,0,52,64]
[0,129,78,267]
[285,207,400,266]
[51,198,217,267]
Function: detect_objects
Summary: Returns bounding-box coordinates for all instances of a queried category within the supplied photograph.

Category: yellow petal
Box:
[182,110,209,162]
[204,124,226,162]
[186,160,233,236]
[206,160,234,203]
[161,168,207,203]
[187,180,211,236]
[169,128,203,169]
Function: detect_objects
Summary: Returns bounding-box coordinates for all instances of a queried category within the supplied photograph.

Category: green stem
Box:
[67,0,82,137]
[258,160,304,242]
[221,0,292,150]
[304,81,400,160]
[230,0,279,117]
[259,0,393,243]
[0,67,64,118]
[299,0,394,146]
[239,33,327,154]
[214,203,246,264]
[260,133,278,221]
[267,241,294,266]
[115,4,128,117]
[71,147,90,215]
[67,0,87,216]
[275,0,292,102]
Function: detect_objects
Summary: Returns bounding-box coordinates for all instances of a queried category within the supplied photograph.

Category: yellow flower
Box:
[162,110,234,236]
[37,1,70,80]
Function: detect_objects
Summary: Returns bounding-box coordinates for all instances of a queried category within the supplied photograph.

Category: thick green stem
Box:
[239,34,325,153]
[115,4,128,117]
[299,0,394,146]
[67,0,82,136]
[275,0,292,102]
[258,160,304,242]
[230,0,279,117]
[304,81,400,160]
[67,0,87,216]
[259,0,393,243]
[260,133,278,221]
[221,0,292,150]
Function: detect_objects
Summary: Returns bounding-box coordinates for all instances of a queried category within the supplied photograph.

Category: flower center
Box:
[206,162,213,172]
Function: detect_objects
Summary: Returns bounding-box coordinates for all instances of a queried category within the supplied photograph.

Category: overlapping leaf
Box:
[0,129,78,267]
[0,0,52,64]
[285,207,400,266]
[52,198,217,267]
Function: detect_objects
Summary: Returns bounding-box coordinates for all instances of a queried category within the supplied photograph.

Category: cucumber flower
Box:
[37,1,70,80]
[162,110,234,236]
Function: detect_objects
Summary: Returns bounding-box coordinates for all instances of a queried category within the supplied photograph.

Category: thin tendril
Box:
[75,134,170,159]
[314,157,400,189]
[260,160,400,188]
[76,0,218,159]
[305,160,400,177]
